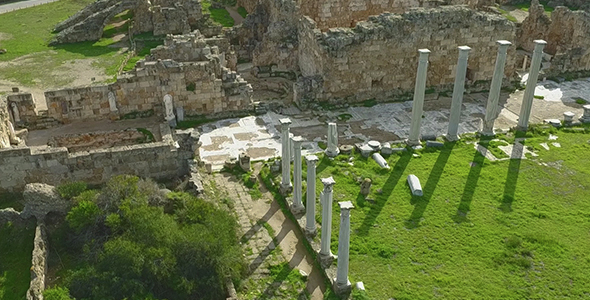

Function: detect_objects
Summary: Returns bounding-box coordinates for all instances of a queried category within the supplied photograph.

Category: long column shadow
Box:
[501,138,524,212]
[453,138,490,223]
[240,202,280,244]
[357,151,412,236]
[248,219,291,274]
[405,142,455,229]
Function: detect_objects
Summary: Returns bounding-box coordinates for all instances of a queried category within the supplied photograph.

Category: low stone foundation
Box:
[26,222,48,300]
[47,129,151,153]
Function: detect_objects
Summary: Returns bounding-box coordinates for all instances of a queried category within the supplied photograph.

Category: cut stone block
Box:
[426,141,444,148]
[407,174,423,196]
[372,153,390,169]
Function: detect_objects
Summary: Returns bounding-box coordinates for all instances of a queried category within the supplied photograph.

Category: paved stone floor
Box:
[199,77,590,169]
[207,168,327,299]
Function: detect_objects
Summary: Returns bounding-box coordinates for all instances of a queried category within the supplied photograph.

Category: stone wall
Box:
[518,1,590,76]
[296,6,517,104]
[26,223,47,300]
[235,0,300,70]
[6,93,37,128]
[51,0,203,44]
[0,98,19,149]
[0,125,193,192]
[298,0,492,30]
[44,34,252,123]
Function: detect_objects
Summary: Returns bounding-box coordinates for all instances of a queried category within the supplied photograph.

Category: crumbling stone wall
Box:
[296,6,517,104]
[546,8,590,75]
[235,0,300,70]
[0,98,18,149]
[51,0,203,44]
[7,93,37,127]
[518,1,590,76]
[0,125,193,192]
[45,34,252,123]
[299,0,492,30]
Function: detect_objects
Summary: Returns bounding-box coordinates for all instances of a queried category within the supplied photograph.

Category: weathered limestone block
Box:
[407,174,423,196]
[26,223,48,300]
[21,183,71,221]
[239,151,251,172]
[360,178,371,196]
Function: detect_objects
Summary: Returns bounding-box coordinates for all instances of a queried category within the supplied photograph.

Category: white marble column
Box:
[447,46,471,141]
[518,40,547,131]
[319,176,336,262]
[407,49,431,146]
[325,122,340,157]
[305,155,319,236]
[280,118,292,193]
[482,40,512,135]
[334,201,354,295]
[291,136,305,214]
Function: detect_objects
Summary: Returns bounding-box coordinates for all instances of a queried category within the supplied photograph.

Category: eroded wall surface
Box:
[0,125,194,192]
[44,33,252,123]
[298,0,491,30]
[297,6,517,104]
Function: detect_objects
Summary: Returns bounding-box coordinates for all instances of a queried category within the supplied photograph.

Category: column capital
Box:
[533,39,547,46]
[305,155,319,164]
[279,118,292,127]
[496,40,512,47]
[339,201,354,210]
[418,49,430,61]
[321,176,336,191]
[291,135,304,145]
[458,45,471,52]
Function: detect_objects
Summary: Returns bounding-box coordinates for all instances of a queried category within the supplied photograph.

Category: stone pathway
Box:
[208,167,327,299]
[226,6,245,26]
[199,76,590,169]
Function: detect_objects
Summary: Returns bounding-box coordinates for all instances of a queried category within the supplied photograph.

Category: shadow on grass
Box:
[453,138,491,223]
[357,152,412,236]
[406,142,456,229]
[500,135,525,212]
[51,40,120,57]
[315,155,331,175]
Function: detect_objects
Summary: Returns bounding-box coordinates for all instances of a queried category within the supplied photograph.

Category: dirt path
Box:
[210,168,327,299]
[226,6,245,26]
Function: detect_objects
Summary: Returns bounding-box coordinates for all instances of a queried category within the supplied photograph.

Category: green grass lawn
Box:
[0,221,36,300]
[201,0,235,27]
[0,0,127,86]
[237,6,248,18]
[267,128,590,299]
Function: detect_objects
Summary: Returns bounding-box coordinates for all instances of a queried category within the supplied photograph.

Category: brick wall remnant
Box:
[296,6,517,104]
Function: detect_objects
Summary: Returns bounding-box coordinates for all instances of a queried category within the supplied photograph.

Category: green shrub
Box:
[57,182,88,200]
[533,95,545,99]
[43,287,74,300]
[66,200,101,231]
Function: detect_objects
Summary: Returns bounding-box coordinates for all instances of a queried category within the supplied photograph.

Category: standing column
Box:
[407,49,431,146]
[334,201,354,295]
[482,40,512,136]
[447,46,471,141]
[305,155,319,236]
[325,123,340,157]
[290,136,305,214]
[280,118,292,194]
[319,176,336,266]
[518,40,547,131]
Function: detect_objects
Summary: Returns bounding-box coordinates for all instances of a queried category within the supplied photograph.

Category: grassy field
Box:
[0,0,126,87]
[201,0,235,27]
[264,127,590,299]
[0,221,36,300]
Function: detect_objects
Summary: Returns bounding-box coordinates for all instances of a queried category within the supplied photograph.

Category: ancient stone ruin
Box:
[51,0,203,44]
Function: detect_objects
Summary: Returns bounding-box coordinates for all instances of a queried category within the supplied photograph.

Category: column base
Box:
[516,125,529,132]
[304,227,317,238]
[289,203,305,216]
[280,183,292,196]
[406,138,421,146]
[325,148,340,157]
[318,252,336,268]
[333,278,352,296]
[444,134,459,142]
[480,128,495,136]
